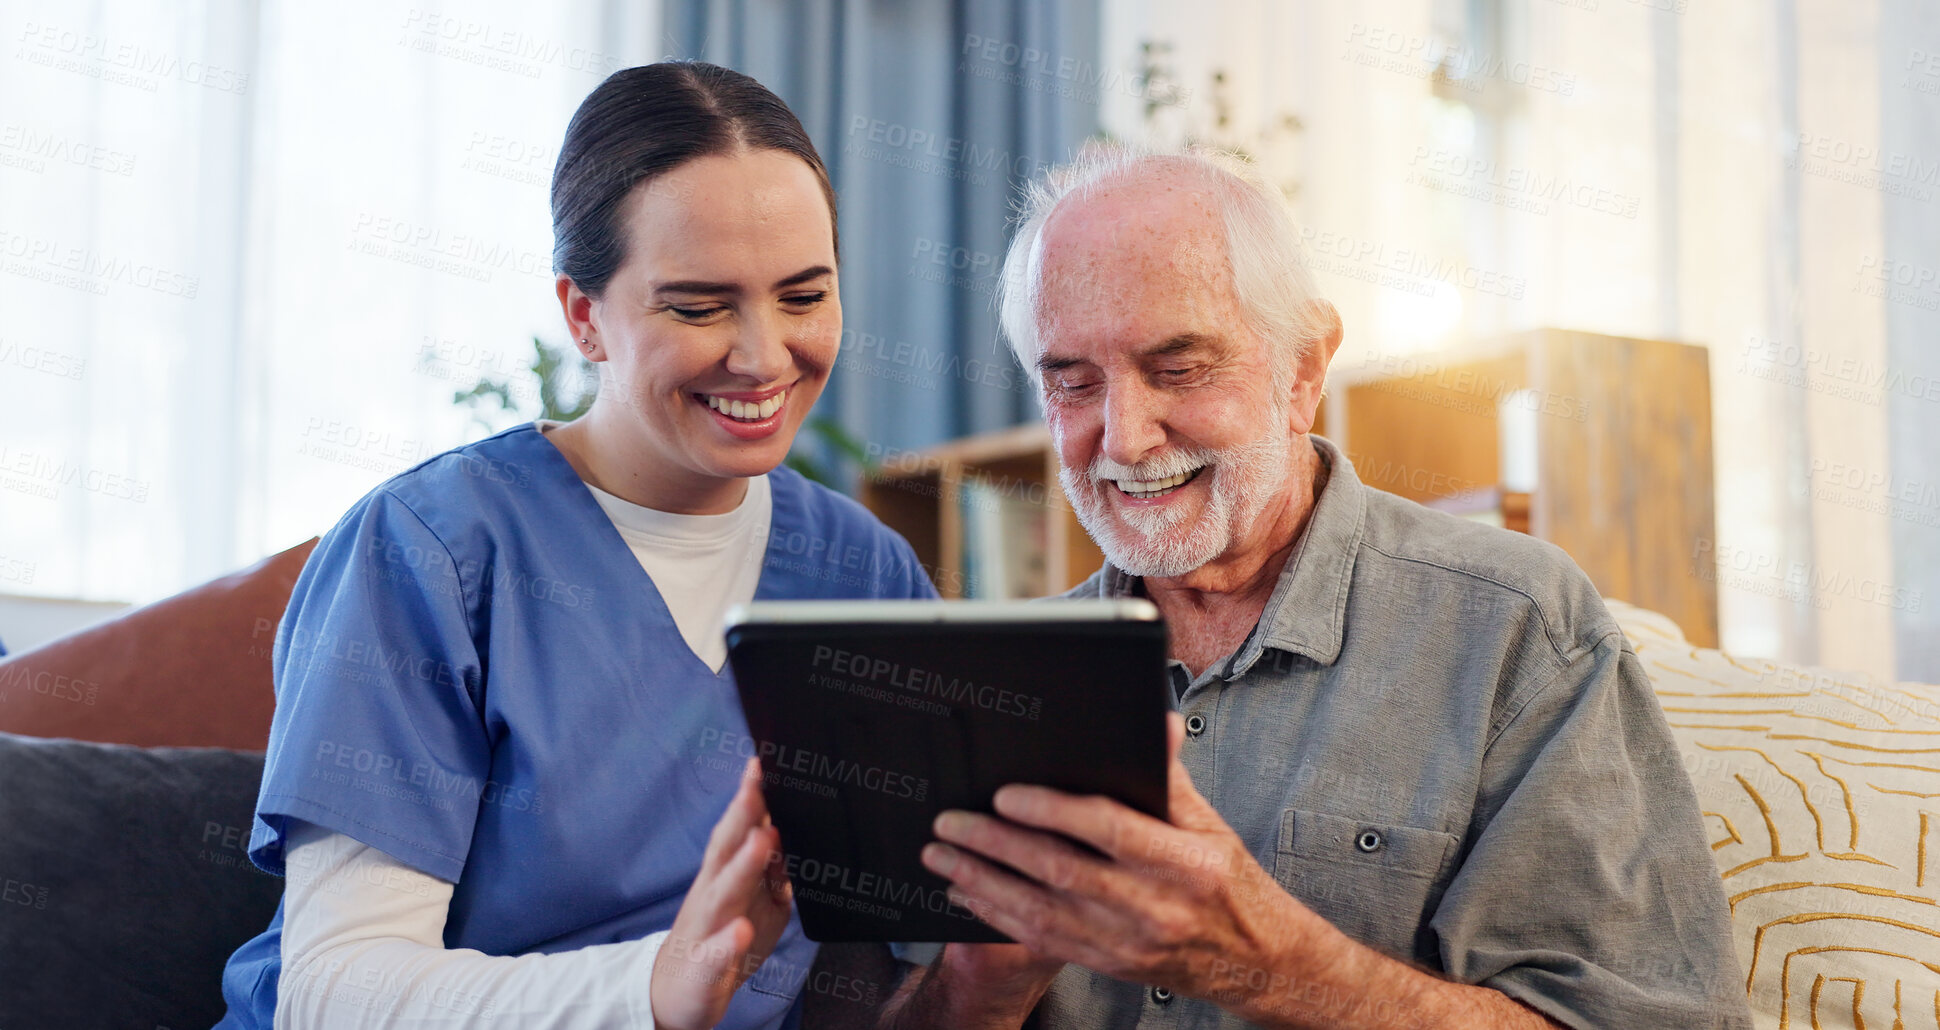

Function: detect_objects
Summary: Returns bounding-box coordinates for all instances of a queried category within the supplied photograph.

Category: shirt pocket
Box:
[1273,808,1460,962]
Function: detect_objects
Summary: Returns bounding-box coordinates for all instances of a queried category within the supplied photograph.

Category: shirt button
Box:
[1151,986,1174,1004]
[1185,713,1207,736]
[1356,830,1385,853]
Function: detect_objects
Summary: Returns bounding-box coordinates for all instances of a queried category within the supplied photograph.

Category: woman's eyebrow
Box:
[653,265,833,297]
[773,265,834,289]
[654,279,737,296]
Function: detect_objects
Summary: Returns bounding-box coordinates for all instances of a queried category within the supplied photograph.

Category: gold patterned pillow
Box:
[1607,600,1940,1030]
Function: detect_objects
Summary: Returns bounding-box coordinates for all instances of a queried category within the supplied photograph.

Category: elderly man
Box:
[805,145,1750,1030]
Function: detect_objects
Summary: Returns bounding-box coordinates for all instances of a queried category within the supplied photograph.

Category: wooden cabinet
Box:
[1332,329,1719,647]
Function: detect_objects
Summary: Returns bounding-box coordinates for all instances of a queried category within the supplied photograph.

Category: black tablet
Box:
[722,599,1169,942]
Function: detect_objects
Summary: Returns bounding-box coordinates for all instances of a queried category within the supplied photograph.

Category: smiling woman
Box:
[547,146,841,510]
[212,62,937,1030]
[545,65,844,513]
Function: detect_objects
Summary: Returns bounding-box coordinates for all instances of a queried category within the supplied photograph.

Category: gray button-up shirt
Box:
[1030,435,1751,1030]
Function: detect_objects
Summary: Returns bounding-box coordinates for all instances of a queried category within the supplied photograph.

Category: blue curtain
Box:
[1882,1,1940,680]
[662,0,1100,480]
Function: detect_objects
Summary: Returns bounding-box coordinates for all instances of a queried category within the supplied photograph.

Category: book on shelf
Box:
[959,474,1049,599]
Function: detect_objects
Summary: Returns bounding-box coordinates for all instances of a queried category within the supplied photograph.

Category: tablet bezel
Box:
[724,598,1159,628]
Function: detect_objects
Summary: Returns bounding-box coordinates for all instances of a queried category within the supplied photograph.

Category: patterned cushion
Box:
[1608,600,1940,1030]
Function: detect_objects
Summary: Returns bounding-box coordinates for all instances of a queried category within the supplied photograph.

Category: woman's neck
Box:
[540,405,750,515]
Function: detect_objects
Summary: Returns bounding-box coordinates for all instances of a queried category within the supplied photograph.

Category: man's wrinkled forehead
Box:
[1033,178,1233,336]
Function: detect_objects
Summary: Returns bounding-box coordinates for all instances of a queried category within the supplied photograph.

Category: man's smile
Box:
[1110,465,1207,501]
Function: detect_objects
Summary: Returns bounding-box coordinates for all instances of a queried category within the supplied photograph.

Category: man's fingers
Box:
[1165,722,1229,834]
[1167,754,1213,826]
[923,841,1056,936]
[944,885,1041,951]
[988,785,1179,864]
[984,713,1207,858]
[930,849,1122,972]
[932,808,1135,900]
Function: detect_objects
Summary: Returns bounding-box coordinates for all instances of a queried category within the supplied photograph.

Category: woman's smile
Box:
[695,384,792,439]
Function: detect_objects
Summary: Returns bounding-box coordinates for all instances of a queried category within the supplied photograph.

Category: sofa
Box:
[0,538,314,1029]
[0,545,1933,1028]
[1605,600,1940,1029]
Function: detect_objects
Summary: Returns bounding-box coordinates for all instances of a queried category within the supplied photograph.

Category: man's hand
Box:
[920,712,1317,1003]
[873,940,1066,1030]
[932,941,1067,1004]
[913,716,1566,1030]
[651,758,794,1030]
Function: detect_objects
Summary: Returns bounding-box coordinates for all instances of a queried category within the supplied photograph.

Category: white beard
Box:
[1060,429,1292,578]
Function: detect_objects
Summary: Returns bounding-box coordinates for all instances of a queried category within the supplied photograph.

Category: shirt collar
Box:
[1091,433,1366,675]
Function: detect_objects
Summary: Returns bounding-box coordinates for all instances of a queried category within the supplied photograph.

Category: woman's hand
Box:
[651,758,794,1030]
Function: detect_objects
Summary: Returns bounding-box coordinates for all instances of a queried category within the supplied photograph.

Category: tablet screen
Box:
[724,600,1169,942]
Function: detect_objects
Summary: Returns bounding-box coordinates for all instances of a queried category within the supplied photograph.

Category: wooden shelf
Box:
[1330,329,1719,647]
[858,424,1102,599]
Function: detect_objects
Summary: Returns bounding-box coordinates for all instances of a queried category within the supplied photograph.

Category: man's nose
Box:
[1100,380,1167,466]
[725,310,791,382]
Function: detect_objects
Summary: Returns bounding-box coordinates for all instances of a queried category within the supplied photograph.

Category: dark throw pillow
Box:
[0,732,281,1029]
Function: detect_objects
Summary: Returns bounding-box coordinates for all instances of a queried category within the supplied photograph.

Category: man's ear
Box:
[556,275,606,361]
[1287,299,1344,435]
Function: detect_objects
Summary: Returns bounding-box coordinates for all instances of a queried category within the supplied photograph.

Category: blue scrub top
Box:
[217,423,937,1028]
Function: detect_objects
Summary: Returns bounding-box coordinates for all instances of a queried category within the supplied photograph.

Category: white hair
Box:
[996,141,1327,395]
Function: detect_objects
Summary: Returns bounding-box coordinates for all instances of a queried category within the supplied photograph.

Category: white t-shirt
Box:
[275,822,666,1028]
[541,418,771,672]
[581,475,770,673]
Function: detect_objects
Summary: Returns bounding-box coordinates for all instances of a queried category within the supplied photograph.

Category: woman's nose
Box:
[724,311,791,381]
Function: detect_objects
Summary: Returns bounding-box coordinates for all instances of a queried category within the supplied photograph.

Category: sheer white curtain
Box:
[1,0,657,607]
[1100,0,1940,681]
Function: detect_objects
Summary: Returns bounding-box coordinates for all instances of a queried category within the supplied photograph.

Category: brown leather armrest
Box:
[0,537,319,750]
